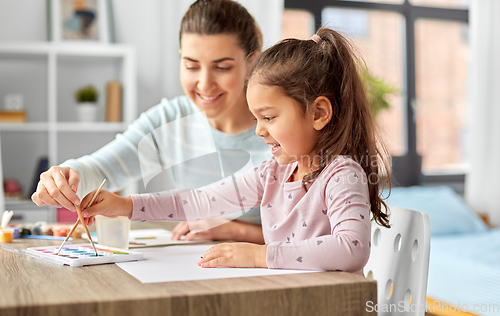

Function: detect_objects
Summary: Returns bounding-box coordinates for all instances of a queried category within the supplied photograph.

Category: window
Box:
[283,0,468,185]
[282,9,314,39]
[322,8,369,38]
[410,0,469,9]
[415,19,468,173]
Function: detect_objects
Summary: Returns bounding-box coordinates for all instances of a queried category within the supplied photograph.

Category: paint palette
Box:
[25,244,143,267]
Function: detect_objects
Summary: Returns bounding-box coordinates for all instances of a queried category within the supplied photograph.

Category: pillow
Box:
[382,186,488,236]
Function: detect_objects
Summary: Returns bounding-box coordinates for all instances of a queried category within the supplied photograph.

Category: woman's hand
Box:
[79,190,133,225]
[31,166,81,211]
[171,219,239,241]
[198,242,268,268]
[171,220,265,244]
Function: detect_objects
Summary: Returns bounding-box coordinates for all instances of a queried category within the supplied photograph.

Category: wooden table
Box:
[0,223,377,316]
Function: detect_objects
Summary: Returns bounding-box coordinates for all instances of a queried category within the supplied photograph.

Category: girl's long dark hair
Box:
[250,28,391,228]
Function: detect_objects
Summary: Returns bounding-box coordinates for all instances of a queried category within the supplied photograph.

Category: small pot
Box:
[76,102,98,122]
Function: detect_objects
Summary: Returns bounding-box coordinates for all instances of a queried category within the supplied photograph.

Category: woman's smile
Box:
[197,92,224,104]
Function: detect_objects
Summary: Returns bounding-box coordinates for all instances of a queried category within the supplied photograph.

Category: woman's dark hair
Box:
[180,0,263,58]
[250,28,391,228]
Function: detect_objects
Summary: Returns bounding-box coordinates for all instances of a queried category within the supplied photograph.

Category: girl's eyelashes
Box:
[216,66,231,71]
[253,116,275,122]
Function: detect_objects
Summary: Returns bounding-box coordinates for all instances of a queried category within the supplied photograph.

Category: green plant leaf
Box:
[359,66,398,117]
[74,85,99,103]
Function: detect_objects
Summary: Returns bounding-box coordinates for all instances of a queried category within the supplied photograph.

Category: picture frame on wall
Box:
[47,0,114,43]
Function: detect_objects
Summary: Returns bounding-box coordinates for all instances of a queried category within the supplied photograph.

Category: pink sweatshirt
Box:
[130,156,371,275]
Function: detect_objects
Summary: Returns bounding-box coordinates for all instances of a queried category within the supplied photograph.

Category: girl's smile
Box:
[267,142,281,155]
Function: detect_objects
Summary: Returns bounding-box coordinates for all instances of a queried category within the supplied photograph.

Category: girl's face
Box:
[180,33,249,121]
[247,79,319,169]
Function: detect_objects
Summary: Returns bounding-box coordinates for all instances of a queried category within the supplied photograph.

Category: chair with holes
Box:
[363,205,431,316]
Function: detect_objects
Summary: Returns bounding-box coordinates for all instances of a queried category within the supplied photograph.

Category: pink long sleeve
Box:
[264,158,371,275]
[130,157,371,274]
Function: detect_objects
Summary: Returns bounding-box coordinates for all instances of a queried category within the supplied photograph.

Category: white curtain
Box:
[465,0,500,226]
[112,0,284,115]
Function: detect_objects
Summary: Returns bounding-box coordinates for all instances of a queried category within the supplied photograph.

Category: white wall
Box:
[0,0,47,41]
[0,0,284,116]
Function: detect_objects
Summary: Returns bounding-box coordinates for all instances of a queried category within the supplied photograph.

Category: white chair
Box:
[364,205,431,316]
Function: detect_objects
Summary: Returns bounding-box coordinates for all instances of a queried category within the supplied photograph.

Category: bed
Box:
[385,186,500,316]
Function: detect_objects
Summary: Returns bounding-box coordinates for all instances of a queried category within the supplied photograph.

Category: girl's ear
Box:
[311,96,333,131]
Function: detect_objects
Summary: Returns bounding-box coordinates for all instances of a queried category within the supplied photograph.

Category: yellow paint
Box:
[0,229,13,243]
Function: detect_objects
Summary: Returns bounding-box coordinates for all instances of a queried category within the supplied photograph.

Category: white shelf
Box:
[0,41,137,220]
[5,198,38,207]
[0,42,134,57]
[0,122,49,132]
[0,122,128,133]
[56,122,128,132]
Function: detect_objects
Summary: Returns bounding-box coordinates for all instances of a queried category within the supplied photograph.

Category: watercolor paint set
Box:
[25,244,143,267]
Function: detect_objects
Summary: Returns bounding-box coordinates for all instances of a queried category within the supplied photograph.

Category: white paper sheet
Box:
[127,229,202,248]
[116,244,316,283]
[83,229,201,248]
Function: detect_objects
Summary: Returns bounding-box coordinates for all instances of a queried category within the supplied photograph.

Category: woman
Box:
[31,0,268,244]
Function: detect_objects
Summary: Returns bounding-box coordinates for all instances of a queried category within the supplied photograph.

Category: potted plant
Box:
[74,85,99,122]
[359,66,397,117]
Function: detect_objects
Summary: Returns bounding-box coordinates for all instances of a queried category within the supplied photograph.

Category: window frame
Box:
[284,0,468,188]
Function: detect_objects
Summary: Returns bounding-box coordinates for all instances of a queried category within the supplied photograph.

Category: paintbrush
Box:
[55,178,107,254]
[55,172,105,255]
[74,204,98,256]
[1,210,14,229]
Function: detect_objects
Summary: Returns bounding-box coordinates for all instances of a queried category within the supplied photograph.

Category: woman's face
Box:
[180,33,249,121]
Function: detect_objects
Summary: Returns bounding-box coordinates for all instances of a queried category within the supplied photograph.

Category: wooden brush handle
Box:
[75,205,93,244]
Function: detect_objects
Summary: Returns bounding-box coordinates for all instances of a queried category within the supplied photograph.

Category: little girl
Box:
[81,28,391,275]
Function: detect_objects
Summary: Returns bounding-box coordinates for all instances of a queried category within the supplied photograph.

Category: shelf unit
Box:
[0,42,137,221]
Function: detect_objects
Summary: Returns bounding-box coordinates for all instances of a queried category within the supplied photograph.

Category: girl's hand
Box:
[31,166,81,211]
[80,189,133,222]
[198,242,268,268]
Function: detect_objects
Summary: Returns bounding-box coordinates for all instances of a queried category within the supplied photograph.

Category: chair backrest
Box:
[363,205,431,316]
